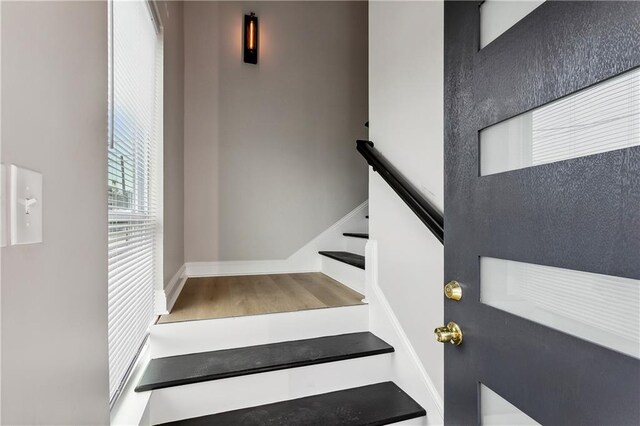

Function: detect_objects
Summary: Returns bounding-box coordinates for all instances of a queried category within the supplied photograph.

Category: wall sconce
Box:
[243,12,258,64]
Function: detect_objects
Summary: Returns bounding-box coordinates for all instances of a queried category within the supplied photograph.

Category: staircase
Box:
[133,299,426,425]
[318,212,369,294]
[129,212,428,425]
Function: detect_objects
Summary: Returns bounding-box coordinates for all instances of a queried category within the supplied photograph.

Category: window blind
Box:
[108,0,162,403]
[480,67,640,175]
[531,68,640,164]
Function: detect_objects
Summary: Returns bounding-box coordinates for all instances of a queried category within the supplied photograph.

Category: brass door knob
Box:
[434,322,463,345]
[444,281,462,300]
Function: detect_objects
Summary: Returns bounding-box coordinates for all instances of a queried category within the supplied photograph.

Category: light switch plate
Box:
[0,164,6,247]
[10,165,43,245]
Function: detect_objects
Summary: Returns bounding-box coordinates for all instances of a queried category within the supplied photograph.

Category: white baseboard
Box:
[154,289,168,315]
[365,239,444,424]
[369,282,443,424]
[185,201,368,278]
[155,264,187,315]
[185,260,317,277]
[110,341,152,426]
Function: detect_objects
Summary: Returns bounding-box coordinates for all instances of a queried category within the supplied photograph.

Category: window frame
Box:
[107,0,164,407]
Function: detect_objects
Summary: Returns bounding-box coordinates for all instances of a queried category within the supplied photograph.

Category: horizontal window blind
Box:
[531,68,640,164]
[480,67,640,175]
[481,257,640,359]
[108,0,162,403]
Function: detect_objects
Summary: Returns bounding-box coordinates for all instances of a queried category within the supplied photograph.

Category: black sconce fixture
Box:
[243,12,258,64]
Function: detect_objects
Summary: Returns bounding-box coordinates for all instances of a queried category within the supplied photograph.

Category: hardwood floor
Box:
[158,273,365,324]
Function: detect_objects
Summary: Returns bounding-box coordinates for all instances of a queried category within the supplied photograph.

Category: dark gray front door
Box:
[444,2,640,425]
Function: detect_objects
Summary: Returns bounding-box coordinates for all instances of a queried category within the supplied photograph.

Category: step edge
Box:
[342,232,369,239]
[155,381,426,426]
[153,302,368,328]
[135,347,394,392]
[148,355,395,424]
[318,251,365,270]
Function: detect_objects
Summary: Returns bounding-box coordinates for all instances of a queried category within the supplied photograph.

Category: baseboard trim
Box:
[166,264,187,312]
[185,261,317,278]
[110,340,152,426]
[185,201,368,278]
[371,282,444,417]
[365,239,444,421]
[154,289,168,315]
[155,264,187,314]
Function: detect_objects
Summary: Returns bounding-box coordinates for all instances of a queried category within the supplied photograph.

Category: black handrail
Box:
[357,140,444,244]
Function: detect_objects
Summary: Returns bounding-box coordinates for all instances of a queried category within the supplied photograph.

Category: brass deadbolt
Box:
[444,281,462,301]
[434,321,463,346]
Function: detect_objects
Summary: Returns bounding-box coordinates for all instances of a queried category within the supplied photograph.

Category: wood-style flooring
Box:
[158,272,364,324]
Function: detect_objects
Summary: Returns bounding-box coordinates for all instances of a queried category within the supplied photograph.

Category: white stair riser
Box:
[321,256,366,294]
[149,304,369,358]
[344,236,367,255]
[149,354,394,424]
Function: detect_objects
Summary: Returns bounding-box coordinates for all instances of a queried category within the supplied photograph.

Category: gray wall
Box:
[0,0,186,422]
[1,1,109,423]
[184,1,369,262]
[161,1,185,287]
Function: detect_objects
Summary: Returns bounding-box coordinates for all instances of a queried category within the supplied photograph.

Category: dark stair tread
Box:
[136,332,392,392]
[157,381,426,426]
[318,251,365,270]
[343,232,369,239]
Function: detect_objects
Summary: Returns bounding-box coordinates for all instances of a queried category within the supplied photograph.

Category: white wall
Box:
[160,1,185,290]
[1,1,109,423]
[183,1,369,262]
[369,0,445,401]
[480,0,545,48]
[183,0,221,262]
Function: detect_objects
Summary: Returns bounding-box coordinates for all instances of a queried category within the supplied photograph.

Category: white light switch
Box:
[10,165,43,245]
[1,164,6,247]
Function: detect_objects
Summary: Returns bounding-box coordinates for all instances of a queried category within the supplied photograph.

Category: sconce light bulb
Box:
[249,20,255,50]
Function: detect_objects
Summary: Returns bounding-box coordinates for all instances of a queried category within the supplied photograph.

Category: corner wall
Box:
[160,1,185,291]
[368,0,445,402]
[183,1,369,262]
[1,1,109,423]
